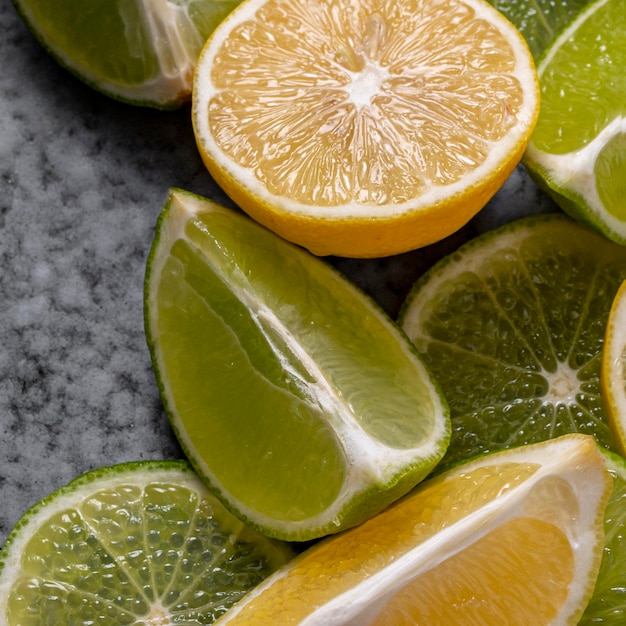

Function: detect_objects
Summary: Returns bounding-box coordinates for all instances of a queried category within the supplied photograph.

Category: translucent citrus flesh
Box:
[0,462,293,625]
[145,189,449,540]
[193,0,539,256]
[207,0,524,206]
[215,436,610,625]
[399,214,626,473]
[602,281,626,455]
[14,0,242,107]
[530,0,626,156]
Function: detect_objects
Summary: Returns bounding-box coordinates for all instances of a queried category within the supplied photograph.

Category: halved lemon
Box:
[192,0,540,258]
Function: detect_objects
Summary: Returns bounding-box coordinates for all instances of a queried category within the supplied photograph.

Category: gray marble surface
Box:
[0,0,557,546]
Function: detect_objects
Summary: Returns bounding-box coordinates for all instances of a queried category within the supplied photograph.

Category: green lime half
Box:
[0,460,293,624]
[12,0,242,109]
[524,0,626,244]
[580,449,626,623]
[399,213,626,473]
[144,189,449,541]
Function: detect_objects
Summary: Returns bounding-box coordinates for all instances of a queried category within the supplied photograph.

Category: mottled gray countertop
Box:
[0,0,557,546]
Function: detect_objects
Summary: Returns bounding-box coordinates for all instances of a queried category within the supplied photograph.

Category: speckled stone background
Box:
[0,0,557,545]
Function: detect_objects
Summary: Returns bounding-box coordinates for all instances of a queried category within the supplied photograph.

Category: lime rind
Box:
[144,188,450,541]
[580,449,626,623]
[0,460,294,625]
[399,213,626,473]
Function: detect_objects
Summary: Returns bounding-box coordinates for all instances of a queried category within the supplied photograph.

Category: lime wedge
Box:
[524,0,626,244]
[399,213,626,473]
[12,0,242,108]
[0,460,293,624]
[144,189,449,541]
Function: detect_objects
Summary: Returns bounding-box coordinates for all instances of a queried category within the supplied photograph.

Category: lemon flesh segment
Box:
[192,0,539,257]
[0,461,294,625]
[601,280,626,455]
[12,0,242,108]
[144,188,449,541]
[214,434,611,625]
[524,0,626,244]
[399,213,626,474]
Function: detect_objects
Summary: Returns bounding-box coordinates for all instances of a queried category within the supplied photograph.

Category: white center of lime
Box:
[544,364,579,404]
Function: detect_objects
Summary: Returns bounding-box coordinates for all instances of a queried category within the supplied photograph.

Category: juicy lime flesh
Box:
[531,0,626,155]
[154,208,439,523]
[580,451,626,623]
[16,0,240,87]
[207,0,526,206]
[3,464,291,625]
[401,215,626,471]
[595,132,626,221]
[486,0,590,59]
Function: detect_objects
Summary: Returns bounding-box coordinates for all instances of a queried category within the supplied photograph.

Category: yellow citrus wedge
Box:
[192,0,540,258]
[602,280,626,455]
[214,434,611,625]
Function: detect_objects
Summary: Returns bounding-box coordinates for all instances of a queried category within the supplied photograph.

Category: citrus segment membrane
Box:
[144,189,449,541]
[13,0,243,108]
[0,461,294,625]
[523,0,626,244]
[399,213,626,473]
[214,435,611,625]
[192,0,539,257]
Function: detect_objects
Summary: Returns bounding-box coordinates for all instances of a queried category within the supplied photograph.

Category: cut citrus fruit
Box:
[192,0,540,258]
[523,0,626,245]
[144,188,449,541]
[486,0,590,59]
[12,0,242,109]
[580,449,626,624]
[399,213,626,473]
[601,280,626,455]
[213,434,611,625]
[0,460,294,625]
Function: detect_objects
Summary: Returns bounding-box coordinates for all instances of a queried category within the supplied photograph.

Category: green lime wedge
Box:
[399,213,626,474]
[524,0,626,244]
[486,0,590,59]
[12,0,242,109]
[144,189,450,541]
[580,449,626,623]
[0,460,293,624]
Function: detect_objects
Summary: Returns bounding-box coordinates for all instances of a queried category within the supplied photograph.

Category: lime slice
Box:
[0,460,293,624]
[399,213,626,473]
[144,188,450,541]
[523,0,626,244]
[580,449,626,623]
[215,434,611,625]
[486,0,590,59]
[12,0,242,109]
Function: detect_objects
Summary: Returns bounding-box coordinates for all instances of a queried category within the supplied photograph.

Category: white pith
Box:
[526,116,626,234]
